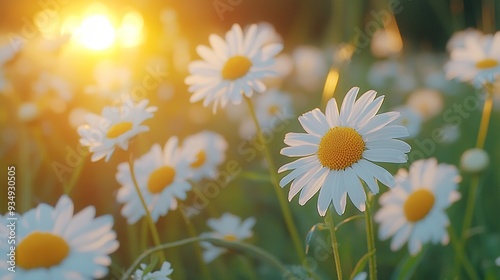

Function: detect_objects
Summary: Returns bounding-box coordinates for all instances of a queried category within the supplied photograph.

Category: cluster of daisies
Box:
[1,17,497,279]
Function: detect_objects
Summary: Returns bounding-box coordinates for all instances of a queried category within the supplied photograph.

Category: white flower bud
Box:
[460,148,489,173]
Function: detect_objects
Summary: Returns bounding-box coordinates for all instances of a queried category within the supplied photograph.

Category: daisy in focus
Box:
[183,131,228,181]
[0,195,118,280]
[200,213,256,263]
[445,31,500,87]
[133,261,173,280]
[78,99,157,162]
[279,87,410,216]
[185,23,283,112]
[116,137,192,224]
[374,158,461,255]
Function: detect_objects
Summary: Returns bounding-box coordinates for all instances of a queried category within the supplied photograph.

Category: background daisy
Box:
[133,261,173,280]
[200,213,256,263]
[375,158,461,255]
[279,87,410,216]
[185,23,283,112]
[78,99,157,162]
[183,131,228,181]
[0,195,118,280]
[116,137,192,224]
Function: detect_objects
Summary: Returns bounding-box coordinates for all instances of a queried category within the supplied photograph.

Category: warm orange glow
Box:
[117,11,144,48]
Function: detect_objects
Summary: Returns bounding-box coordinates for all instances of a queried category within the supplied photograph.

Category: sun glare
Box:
[76,14,116,51]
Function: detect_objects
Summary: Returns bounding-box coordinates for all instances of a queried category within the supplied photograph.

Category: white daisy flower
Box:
[133,261,173,280]
[78,99,157,162]
[0,195,119,279]
[183,131,228,181]
[374,158,461,255]
[185,23,283,112]
[445,31,500,87]
[446,28,483,52]
[291,45,329,92]
[200,213,256,263]
[116,137,192,224]
[279,87,410,216]
[392,106,422,138]
[406,88,443,121]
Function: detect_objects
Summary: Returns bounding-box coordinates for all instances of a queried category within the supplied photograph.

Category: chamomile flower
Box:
[133,261,173,280]
[279,87,410,216]
[392,106,422,138]
[200,213,256,263]
[0,195,119,280]
[78,99,157,162]
[445,31,500,87]
[374,158,461,255]
[185,23,283,112]
[183,131,228,181]
[406,88,443,120]
[116,137,192,224]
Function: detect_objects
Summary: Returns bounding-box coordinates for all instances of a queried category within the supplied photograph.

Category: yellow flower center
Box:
[268,105,280,115]
[147,166,176,194]
[317,127,365,170]
[475,58,498,69]
[106,121,133,138]
[404,189,435,222]
[223,234,238,241]
[221,56,252,80]
[191,150,207,168]
[17,232,70,270]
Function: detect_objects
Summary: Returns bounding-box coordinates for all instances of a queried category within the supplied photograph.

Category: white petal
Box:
[363,149,408,163]
[340,87,359,124]
[344,168,366,212]
[325,97,340,127]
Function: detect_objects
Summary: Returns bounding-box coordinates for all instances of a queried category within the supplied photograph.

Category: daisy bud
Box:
[460,148,489,173]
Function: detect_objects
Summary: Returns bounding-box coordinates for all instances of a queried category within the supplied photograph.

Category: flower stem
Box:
[364,194,377,280]
[450,226,480,280]
[128,154,166,264]
[475,87,493,149]
[325,207,342,280]
[120,237,289,280]
[244,96,305,261]
[181,211,212,280]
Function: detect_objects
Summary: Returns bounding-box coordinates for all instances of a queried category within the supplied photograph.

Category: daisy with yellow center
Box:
[185,23,283,112]
[279,87,410,216]
[374,158,461,255]
[199,213,256,263]
[0,195,118,279]
[182,131,228,181]
[78,99,157,162]
[116,137,192,224]
[445,30,500,87]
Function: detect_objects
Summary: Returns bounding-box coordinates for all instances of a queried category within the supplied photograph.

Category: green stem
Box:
[325,207,343,280]
[181,214,212,280]
[128,155,166,263]
[364,195,377,280]
[244,96,305,261]
[450,227,480,280]
[120,237,289,280]
[63,154,87,195]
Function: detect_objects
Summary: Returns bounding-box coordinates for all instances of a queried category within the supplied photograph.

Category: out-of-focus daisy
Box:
[116,137,192,224]
[200,213,256,263]
[291,46,328,92]
[183,131,228,181]
[460,148,489,173]
[263,53,293,88]
[33,72,72,101]
[446,28,483,52]
[279,87,410,216]
[185,23,283,112]
[392,106,422,138]
[133,261,173,280]
[406,88,443,120]
[375,158,461,255]
[370,29,403,58]
[437,124,460,144]
[445,31,500,87]
[78,99,157,162]
[84,61,133,100]
[17,102,40,123]
[0,195,119,279]
[367,59,417,93]
[239,89,294,139]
